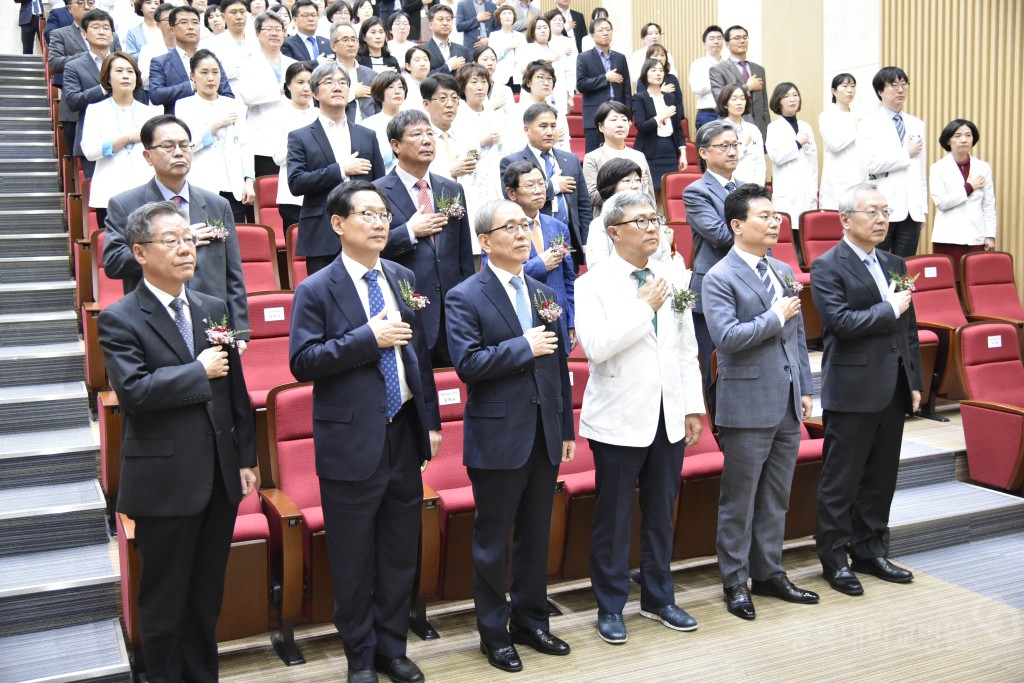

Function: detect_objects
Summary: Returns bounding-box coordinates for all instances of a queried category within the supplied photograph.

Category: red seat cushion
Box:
[436,486,475,534]
[681,451,725,479]
[561,469,595,498]
[918,329,939,345]
[797,438,824,462]
[233,513,270,542]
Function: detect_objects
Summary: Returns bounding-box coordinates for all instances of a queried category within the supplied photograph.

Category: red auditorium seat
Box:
[236,223,282,292]
[906,254,968,400]
[672,414,723,560]
[955,322,1024,494]
[961,251,1024,332]
[799,210,843,268]
[253,174,286,250]
[665,221,693,267]
[285,224,308,289]
[82,230,125,391]
[662,171,704,223]
[774,213,820,342]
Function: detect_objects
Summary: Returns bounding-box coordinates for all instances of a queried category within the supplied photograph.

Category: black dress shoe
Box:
[509,624,570,656]
[724,584,756,620]
[348,669,379,683]
[373,655,424,683]
[596,612,627,644]
[823,567,864,596]
[851,557,914,583]
[751,574,820,604]
[480,643,523,672]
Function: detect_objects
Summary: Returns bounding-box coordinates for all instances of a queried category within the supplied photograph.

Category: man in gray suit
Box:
[709,25,768,141]
[104,115,250,349]
[62,9,120,175]
[702,183,819,620]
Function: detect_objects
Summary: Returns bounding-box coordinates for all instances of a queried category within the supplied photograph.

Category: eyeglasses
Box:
[708,142,741,152]
[147,140,195,153]
[138,234,198,249]
[611,215,662,231]
[317,78,350,89]
[518,181,547,192]
[754,213,783,225]
[429,95,460,105]
[402,129,433,141]
[729,34,749,41]
[175,20,201,27]
[295,12,318,19]
[531,75,554,84]
[350,210,393,224]
[259,26,284,34]
[886,81,909,90]
[73,0,97,6]
[334,36,359,44]
[483,222,532,235]
[848,209,893,219]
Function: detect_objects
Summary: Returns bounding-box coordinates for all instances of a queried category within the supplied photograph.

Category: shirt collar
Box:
[319,113,347,132]
[431,122,454,140]
[606,250,649,279]
[143,278,186,308]
[340,251,383,286]
[730,55,747,64]
[154,178,190,204]
[881,105,903,117]
[395,164,429,192]
[732,245,768,271]
[487,259,524,285]
[527,143,552,162]
[843,235,876,262]
[707,169,733,188]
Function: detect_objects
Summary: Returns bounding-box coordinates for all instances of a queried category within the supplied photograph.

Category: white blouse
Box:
[270,99,318,206]
[80,99,163,208]
[176,94,255,200]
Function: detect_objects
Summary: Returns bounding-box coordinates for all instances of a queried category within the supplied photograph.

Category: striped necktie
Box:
[757,258,777,303]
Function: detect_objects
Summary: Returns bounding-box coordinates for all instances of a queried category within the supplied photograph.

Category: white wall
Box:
[822,0,881,114]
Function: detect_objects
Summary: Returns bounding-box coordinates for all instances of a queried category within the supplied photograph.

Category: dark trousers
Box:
[279,203,301,231]
[319,405,422,671]
[880,216,921,258]
[584,128,603,153]
[695,110,717,132]
[62,122,75,162]
[132,467,237,683]
[429,305,453,369]
[816,369,910,572]
[590,409,684,615]
[21,20,40,55]
[219,191,247,225]
[468,419,558,649]
[305,252,339,275]
[254,155,279,178]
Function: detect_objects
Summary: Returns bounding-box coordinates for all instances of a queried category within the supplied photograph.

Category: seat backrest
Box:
[957,322,1024,405]
[433,369,466,423]
[799,210,843,266]
[93,231,124,308]
[906,255,968,328]
[253,175,285,249]
[286,224,308,289]
[962,251,1024,319]
[267,382,320,510]
[236,224,281,292]
[567,114,584,138]
[662,172,703,223]
[422,369,472,492]
[567,360,589,410]
[241,291,296,393]
[772,212,803,272]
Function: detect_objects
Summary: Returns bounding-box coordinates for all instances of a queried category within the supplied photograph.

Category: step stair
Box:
[0,426,99,490]
[0,381,91,435]
[0,234,69,259]
[0,343,84,387]
[0,480,108,558]
[0,208,66,234]
[0,618,131,683]
[0,281,76,314]
[0,311,79,346]
[0,172,60,193]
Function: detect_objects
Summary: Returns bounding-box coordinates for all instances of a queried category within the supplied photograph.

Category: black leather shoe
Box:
[480,643,523,673]
[851,557,914,583]
[751,574,820,604]
[596,612,628,644]
[348,669,379,683]
[824,567,864,595]
[509,624,570,656]
[373,656,424,683]
[639,604,698,631]
[723,584,756,620]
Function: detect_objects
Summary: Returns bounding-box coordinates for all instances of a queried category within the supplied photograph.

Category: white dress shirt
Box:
[319,113,352,178]
[486,260,527,322]
[688,53,724,109]
[143,278,189,327]
[843,236,901,319]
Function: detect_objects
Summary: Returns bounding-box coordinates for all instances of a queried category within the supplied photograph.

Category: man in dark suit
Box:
[810,182,922,596]
[281,0,334,66]
[44,0,77,44]
[702,184,819,621]
[455,0,496,51]
[376,109,474,368]
[423,4,471,75]
[575,17,630,153]
[709,25,769,141]
[287,61,385,274]
[150,6,232,113]
[329,22,379,123]
[552,0,586,53]
[683,119,741,395]
[446,198,574,673]
[289,180,441,683]
[104,115,250,348]
[98,200,257,683]
[16,0,44,54]
[500,103,593,263]
[61,9,117,174]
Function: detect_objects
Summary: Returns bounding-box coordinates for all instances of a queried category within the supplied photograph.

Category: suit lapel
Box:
[383,170,420,228]
[138,283,194,364]
[838,241,883,303]
[188,185,209,224]
[309,118,337,165]
[186,291,213,355]
[327,257,370,329]
[729,250,773,309]
[480,267,523,336]
[382,261,419,370]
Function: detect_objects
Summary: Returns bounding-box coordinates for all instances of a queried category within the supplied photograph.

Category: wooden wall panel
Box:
[882,0,1024,295]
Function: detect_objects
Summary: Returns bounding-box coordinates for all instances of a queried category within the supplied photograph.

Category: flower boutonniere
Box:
[204,217,230,241]
[670,286,697,314]
[548,234,575,256]
[888,271,920,293]
[534,291,563,323]
[436,188,466,219]
[204,316,249,348]
[399,279,430,310]
[467,148,481,178]
[784,273,804,294]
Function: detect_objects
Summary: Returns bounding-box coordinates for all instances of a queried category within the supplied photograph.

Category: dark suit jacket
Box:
[631,87,685,156]
[683,170,734,313]
[402,0,424,42]
[286,118,385,258]
[566,9,586,53]
[375,169,474,350]
[62,53,108,152]
[48,24,121,92]
[455,0,497,50]
[18,0,41,26]
[810,240,923,413]
[445,266,573,470]
[345,63,382,122]
[289,256,441,481]
[103,179,250,338]
[709,57,769,140]
[575,47,630,131]
[44,6,73,44]
[149,50,233,114]
[281,32,333,66]
[500,146,593,248]
[423,37,472,76]
[98,284,256,517]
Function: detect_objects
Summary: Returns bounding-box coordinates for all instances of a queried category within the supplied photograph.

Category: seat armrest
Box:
[259,488,304,619]
[418,481,441,599]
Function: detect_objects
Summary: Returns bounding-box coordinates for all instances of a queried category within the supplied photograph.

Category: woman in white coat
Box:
[715,83,765,186]
[818,73,862,210]
[517,15,572,115]
[930,118,997,271]
[80,52,162,226]
[360,70,407,174]
[766,82,818,226]
[488,5,525,92]
[176,49,255,223]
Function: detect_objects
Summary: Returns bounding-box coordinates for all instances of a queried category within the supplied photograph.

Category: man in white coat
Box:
[574,190,705,646]
[855,66,926,258]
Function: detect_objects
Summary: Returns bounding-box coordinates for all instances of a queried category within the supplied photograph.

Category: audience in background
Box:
[818,73,862,210]
[716,83,765,186]
[765,82,818,226]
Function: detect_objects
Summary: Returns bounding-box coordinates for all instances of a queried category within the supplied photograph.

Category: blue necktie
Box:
[510,275,533,333]
[364,270,403,419]
[168,298,194,357]
[725,180,737,193]
[632,268,657,333]
[542,151,569,225]
[307,36,319,60]
[893,112,905,144]
[756,258,778,303]
[864,256,889,300]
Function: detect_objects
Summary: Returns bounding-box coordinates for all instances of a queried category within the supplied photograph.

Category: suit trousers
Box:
[589,409,684,614]
[21,20,40,55]
[132,461,238,683]
[467,416,558,648]
[695,111,718,131]
[692,312,716,409]
[716,397,800,587]
[816,368,910,572]
[584,128,603,154]
[319,404,423,671]
[429,305,453,369]
[880,217,921,258]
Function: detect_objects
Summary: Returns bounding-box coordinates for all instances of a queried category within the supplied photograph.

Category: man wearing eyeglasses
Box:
[445,198,574,674]
[45,0,83,46]
[105,115,250,351]
[330,22,377,123]
[422,74,476,181]
[281,0,333,66]
[701,184,818,621]
[97,200,257,683]
[574,190,705,645]
[289,180,441,683]
[150,5,233,114]
[810,182,922,596]
[709,25,768,141]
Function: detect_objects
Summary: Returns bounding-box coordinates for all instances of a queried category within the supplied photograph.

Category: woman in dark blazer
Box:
[631,58,686,192]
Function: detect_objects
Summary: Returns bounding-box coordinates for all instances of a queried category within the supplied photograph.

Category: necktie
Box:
[168,298,195,357]
[307,35,319,59]
[529,218,545,255]
[724,180,737,194]
[541,152,569,225]
[439,130,454,165]
[413,179,435,244]
[363,270,403,419]
[893,112,905,144]
[509,275,532,333]
[863,256,889,300]
[756,258,778,303]
[171,195,184,207]
[739,61,750,81]
[632,268,657,333]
